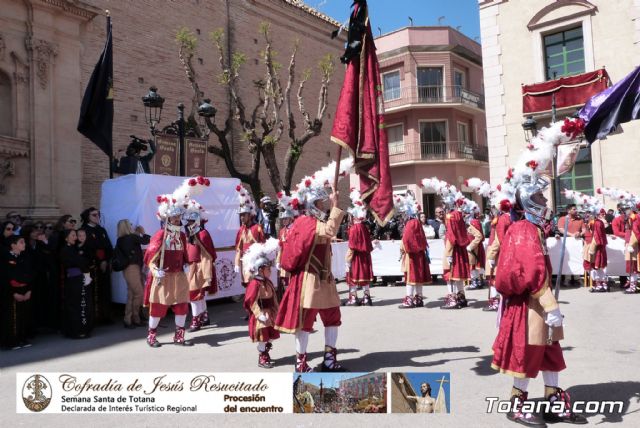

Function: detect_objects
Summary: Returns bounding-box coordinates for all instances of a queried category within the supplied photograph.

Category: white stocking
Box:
[490,286,498,298]
[542,371,559,388]
[295,331,310,354]
[149,316,160,329]
[190,302,200,316]
[324,326,339,348]
[513,377,530,392]
[415,285,423,296]
[406,284,415,297]
[257,342,266,352]
[175,314,186,328]
[471,270,479,279]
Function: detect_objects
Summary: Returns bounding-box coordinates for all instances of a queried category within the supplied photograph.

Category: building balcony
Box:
[383,86,485,112]
[389,140,488,165]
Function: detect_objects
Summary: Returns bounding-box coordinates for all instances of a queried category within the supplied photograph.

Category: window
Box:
[417,67,443,102]
[382,70,401,101]
[544,26,585,80]
[457,122,468,144]
[454,69,465,98]
[420,121,447,159]
[555,147,593,210]
[386,124,404,154]
[0,71,12,136]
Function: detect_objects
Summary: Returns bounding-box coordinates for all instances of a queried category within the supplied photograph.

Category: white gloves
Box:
[153,268,166,279]
[466,245,473,252]
[345,263,350,273]
[627,246,635,254]
[234,265,240,274]
[257,313,268,323]
[447,256,453,265]
[83,273,92,286]
[489,259,496,268]
[275,263,280,270]
[545,308,564,327]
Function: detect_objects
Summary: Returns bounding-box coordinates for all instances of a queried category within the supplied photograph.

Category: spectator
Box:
[557,204,585,286]
[1,235,34,349]
[111,136,156,175]
[256,196,277,238]
[115,220,150,329]
[49,215,77,252]
[5,212,24,235]
[419,212,436,239]
[428,207,446,239]
[482,209,493,237]
[59,229,93,339]
[43,222,55,240]
[21,224,49,334]
[1,221,16,248]
[80,208,113,324]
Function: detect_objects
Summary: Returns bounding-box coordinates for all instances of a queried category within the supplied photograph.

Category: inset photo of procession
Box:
[293,372,387,414]
[391,372,450,414]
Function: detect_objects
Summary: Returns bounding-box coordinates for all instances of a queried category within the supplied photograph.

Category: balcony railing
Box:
[383,86,485,110]
[389,140,488,164]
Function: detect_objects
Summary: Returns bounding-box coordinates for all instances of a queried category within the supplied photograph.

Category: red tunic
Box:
[469,218,486,268]
[186,229,218,294]
[401,218,431,285]
[591,218,608,269]
[444,210,470,281]
[235,223,266,254]
[142,229,189,306]
[491,220,566,378]
[243,277,280,342]
[612,215,626,238]
[347,222,374,284]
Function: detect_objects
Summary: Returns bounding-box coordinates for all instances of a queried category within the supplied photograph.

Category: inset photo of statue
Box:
[391,372,450,413]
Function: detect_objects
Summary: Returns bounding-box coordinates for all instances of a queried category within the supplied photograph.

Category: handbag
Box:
[111,244,129,272]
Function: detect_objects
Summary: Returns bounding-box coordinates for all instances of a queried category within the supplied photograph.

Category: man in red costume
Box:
[275,158,352,372]
[184,200,217,332]
[611,204,628,288]
[442,199,471,310]
[625,204,640,294]
[234,185,266,288]
[485,200,513,311]
[586,209,609,292]
[395,191,430,309]
[466,203,486,290]
[275,192,299,301]
[345,188,375,306]
[492,174,587,426]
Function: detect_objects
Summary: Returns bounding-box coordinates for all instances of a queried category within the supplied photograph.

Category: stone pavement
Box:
[1,281,639,427]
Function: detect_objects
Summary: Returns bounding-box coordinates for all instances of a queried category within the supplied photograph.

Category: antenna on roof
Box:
[438,16,445,25]
[408,16,413,27]
[378,26,382,36]
[456,26,462,32]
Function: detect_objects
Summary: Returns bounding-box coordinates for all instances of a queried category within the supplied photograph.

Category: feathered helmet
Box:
[421,177,465,210]
[156,176,210,220]
[461,197,480,216]
[348,188,368,220]
[393,191,420,218]
[509,118,585,222]
[295,157,354,212]
[241,237,280,276]
[236,184,257,215]
[276,191,300,219]
[465,177,514,213]
[596,187,639,211]
[183,199,207,223]
[563,189,604,216]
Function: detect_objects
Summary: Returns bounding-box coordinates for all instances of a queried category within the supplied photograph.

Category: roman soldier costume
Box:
[491,118,587,426]
[143,178,208,348]
[242,238,281,368]
[466,203,486,290]
[183,191,218,332]
[394,191,430,309]
[275,192,300,301]
[275,158,353,373]
[345,188,375,306]
[234,185,266,287]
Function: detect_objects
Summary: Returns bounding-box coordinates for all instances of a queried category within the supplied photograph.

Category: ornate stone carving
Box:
[10,52,29,84]
[0,157,16,195]
[33,40,58,89]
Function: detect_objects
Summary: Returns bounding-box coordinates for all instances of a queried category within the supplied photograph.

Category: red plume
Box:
[499,199,512,212]
[188,178,197,186]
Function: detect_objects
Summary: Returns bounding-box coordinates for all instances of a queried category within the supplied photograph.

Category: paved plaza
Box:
[1,281,639,426]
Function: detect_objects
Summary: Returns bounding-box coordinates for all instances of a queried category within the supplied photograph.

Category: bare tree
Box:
[175,23,335,198]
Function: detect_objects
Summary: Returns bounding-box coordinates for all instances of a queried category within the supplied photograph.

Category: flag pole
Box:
[332,146,343,191]
[106,9,114,179]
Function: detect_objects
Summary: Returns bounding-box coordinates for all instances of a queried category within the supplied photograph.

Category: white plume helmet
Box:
[596,186,637,209]
[421,177,464,209]
[393,191,420,218]
[183,199,207,222]
[156,176,211,220]
[461,197,480,216]
[465,178,494,198]
[236,184,257,215]
[295,157,354,209]
[348,187,368,220]
[241,237,280,276]
[276,191,300,219]
[563,189,603,215]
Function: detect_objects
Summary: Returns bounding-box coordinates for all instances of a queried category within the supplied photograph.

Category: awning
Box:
[522,68,610,115]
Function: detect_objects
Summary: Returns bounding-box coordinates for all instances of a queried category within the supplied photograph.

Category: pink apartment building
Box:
[375,27,489,216]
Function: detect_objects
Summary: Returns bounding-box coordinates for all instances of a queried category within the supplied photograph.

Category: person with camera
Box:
[115,220,150,329]
[112,135,156,175]
[257,196,278,238]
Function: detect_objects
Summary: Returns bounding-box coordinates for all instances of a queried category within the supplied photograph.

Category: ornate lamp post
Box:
[197,98,216,137]
[141,86,164,135]
[521,115,538,143]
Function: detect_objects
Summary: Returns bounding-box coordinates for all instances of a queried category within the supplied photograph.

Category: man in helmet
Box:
[492,174,587,426]
[275,192,299,301]
[234,185,266,288]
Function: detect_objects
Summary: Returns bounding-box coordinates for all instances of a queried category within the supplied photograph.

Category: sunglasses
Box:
[67,219,77,224]
[45,226,53,230]
[34,225,44,230]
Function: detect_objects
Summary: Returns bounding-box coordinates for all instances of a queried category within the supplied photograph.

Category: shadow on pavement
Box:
[566,381,640,424]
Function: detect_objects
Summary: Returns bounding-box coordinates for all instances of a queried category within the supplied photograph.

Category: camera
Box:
[127,135,150,154]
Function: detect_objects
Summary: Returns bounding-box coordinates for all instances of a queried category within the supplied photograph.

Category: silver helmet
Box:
[515,174,552,226]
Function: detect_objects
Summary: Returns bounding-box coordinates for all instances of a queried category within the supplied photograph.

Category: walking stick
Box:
[333,147,343,192]
[157,220,169,286]
[548,215,569,344]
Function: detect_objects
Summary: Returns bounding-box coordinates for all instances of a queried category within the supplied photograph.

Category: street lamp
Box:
[142,86,164,134]
[521,115,538,143]
[197,98,216,137]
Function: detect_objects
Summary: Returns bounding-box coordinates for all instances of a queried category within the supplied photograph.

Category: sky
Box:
[298,372,381,388]
[315,0,481,41]
[406,372,451,412]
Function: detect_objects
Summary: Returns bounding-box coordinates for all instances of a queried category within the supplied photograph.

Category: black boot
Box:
[506,388,546,427]
[319,346,348,372]
[543,386,588,424]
